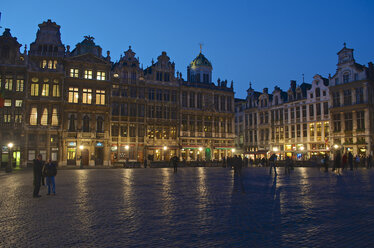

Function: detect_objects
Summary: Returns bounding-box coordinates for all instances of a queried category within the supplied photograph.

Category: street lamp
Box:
[333,144,339,149]
[272,147,279,152]
[6,143,13,173]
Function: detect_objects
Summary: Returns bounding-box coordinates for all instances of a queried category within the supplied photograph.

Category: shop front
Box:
[67,142,77,165]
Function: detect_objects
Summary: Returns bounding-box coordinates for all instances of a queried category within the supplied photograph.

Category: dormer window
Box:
[84,70,93,79]
[97,71,106,81]
[335,78,340,85]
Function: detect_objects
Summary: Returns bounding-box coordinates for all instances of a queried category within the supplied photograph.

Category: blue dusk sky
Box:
[1,0,374,98]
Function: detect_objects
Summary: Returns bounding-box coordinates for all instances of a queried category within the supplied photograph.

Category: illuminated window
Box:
[84,70,93,79]
[82,89,92,104]
[4,114,11,123]
[15,114,22,123]
[4,99,11,107]
[16,79,24,91]
[5,76,12,91]
[42,84,49,96]
[309,123,315,137]
[324,122,329,137]
[30,107,37,125]
[53,60,57,69]
[31,84,39,96]
[48,60,53,69]
[41,60,47,68]
[41,108,48,126]
[51,108,58,126]
[70,68,79,78]
[68,87,79,103]
[316,122,322,138]
[97,71,106,80]
[96,90,105,105]
[52,84,60,97]
[15,100,22,107]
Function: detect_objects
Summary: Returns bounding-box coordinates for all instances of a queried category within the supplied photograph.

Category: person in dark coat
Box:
[172,156,179,173]
[43,159,57,195]
[333,152,341,174]
[348,152,354,171]
[33,154,44,198]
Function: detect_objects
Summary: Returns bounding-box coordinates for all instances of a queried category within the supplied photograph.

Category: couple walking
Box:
[33,154,57,198]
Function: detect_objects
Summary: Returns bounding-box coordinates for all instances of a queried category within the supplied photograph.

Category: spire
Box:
[343,42,346,48]
[249,81,252,89]
[199,43,203,53]
[302,73,304,83]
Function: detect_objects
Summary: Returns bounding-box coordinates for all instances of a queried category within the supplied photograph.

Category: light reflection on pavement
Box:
[0,167,374,247]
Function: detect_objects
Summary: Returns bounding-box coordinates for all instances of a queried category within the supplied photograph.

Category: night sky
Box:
[2,0,374,98]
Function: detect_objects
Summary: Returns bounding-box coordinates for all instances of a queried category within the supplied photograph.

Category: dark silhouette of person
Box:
[33,154,44,198]
[323,154,329,172]
[333,152,341,174]
[172,156,179,173]
[269,154,277,175]
[348,152,354,170]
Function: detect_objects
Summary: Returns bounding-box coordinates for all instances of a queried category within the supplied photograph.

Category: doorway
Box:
[95,147,103,165]
[82,149,89,166]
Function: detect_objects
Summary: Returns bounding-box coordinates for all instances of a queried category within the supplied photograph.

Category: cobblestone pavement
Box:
[1,167,374,247]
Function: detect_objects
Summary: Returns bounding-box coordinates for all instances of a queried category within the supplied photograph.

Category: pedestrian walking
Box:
[348,152,354,171]
[144,158,147,168]
[43,159,57,195]
[269,153,277,175]
[285,156,292,175]
[33,154,44,198]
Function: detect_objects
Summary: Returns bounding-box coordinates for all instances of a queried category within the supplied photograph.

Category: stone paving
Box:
[1,167,374,247]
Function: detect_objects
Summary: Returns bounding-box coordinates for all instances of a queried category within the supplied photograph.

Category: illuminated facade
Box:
[0,20,235,167]
[235,45,374,159]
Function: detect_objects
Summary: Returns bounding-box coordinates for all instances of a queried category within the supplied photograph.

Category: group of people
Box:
[33,154,57,198]
[331,152,373,173]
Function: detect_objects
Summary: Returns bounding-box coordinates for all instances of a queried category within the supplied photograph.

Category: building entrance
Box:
[95,147,103,165]
[82,149,89,166]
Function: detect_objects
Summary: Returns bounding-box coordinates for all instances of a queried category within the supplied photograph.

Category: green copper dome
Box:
[190,53,212,68]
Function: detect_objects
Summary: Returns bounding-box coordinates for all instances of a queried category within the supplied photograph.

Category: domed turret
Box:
[187,48,213,83]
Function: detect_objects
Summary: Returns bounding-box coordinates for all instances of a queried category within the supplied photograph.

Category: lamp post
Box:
[6,142,13,173]
[163,146,167,161]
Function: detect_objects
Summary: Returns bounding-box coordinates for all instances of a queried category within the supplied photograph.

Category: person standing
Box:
[33,154,44,198]
[348,152,354,171]
[43,159,57,195]
[172,156,179,173]
[323,154,329,172]
[342,153,348,171]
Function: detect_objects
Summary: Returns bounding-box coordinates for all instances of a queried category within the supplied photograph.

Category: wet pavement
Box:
[0,167,374,247]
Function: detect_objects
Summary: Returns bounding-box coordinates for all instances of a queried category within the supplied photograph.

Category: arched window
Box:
[41,108,48,125]
[83,115,90,132]
[275,96,279,105]
[30,107,38,125]
[97,116,104,133]
[69,115,76,131]
[51,108,58,126]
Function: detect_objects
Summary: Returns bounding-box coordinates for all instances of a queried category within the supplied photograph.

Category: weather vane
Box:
[199,43,203,53]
